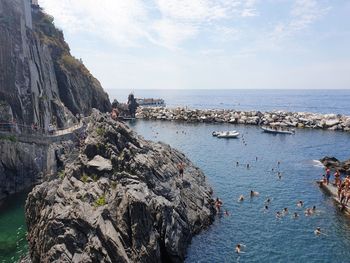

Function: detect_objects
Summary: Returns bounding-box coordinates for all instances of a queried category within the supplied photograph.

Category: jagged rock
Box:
[25,111,215,263]
[87,155,112,172]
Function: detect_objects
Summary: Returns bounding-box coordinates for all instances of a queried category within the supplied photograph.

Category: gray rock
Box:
[25,111,215,263]
[87,155,112,171]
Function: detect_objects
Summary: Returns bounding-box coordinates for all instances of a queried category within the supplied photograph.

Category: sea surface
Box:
[0,191,28,263]
[129,120,350,263]
[108,89,350,115]
[2,89,350,262]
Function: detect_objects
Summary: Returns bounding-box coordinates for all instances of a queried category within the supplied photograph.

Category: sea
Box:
[1,89,350,263]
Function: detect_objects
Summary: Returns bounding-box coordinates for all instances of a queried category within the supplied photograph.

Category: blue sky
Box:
[39,0,350,90]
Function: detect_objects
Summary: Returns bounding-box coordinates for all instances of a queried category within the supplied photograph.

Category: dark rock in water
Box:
[320,156,340,168]
[320,156,350,174]
[25,111,215,263]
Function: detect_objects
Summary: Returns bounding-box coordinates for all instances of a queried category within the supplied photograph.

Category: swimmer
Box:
[235,244,246,254]
[276,211,281,219]
[277,161,281,166]
[238,195,244,202]
[278,172,282,180]
[304,208,312,216]
[265,198,271,204]
[272,168,274,172]
[312,206,316,212]
[236,161,239,166]
[297,200,304,207]
[250,190,259,197]
[224,210,230,216]
[256,156,258,161]
[314,227,321,235]
[264,205,269,211]
[293,212,299,219]
[247,163,250,169]
[283,207,288,215]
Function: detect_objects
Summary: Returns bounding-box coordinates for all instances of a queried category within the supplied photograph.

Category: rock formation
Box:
[137,107,350,132]
[25,111,215,263]
[0,0,111,131]
[320,156,350,174]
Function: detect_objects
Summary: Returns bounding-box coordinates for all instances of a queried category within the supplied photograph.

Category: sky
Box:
[39,0,350,90]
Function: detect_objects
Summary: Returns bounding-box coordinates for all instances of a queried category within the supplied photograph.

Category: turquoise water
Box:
[108,89,350,115]
[0,191,28,263]
[129,120,350,263]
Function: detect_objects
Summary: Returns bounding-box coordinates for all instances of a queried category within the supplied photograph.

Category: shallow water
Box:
[0,191,28,263]
[129,120,350,263]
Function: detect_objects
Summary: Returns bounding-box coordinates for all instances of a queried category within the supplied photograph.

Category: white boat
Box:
[212,130,237,137]
[216,131,240,138]
[261,126,295,135]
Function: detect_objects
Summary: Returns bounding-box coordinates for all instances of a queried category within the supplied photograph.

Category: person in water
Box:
[293,212,299,219]
[224,210,230,216]
[235,244,246,254]
[250,190,259,197]
[276,211,281,219]
[283,207,289,215]
[297,200,304,207]
[246,163,250,169]
[314,227,321,235]
[177,162,185,179]
[215,197,223,212]
[265,198,271,204]
[238,195,244,202]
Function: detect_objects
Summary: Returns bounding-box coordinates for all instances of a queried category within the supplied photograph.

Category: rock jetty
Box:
[136,107,350,132]
[25,110,216,263]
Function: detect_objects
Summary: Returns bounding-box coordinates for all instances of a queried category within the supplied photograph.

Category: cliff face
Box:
[25,111,215,263]
[0,0,111,130]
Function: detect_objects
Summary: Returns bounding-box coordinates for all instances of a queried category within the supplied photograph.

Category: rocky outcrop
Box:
[25,111,215,263]
[0,0,111,131]
[0,136,76,201]
[137,107,350,132]
[320,157,350,174]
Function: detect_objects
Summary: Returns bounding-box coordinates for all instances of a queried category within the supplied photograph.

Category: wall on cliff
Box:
[0,0,111,130]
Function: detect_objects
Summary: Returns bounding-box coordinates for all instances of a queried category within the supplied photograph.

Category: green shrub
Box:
[92,174,98,182]
[58,170,65,179]
[81,174,89,183]
[96,127,105,137]
[0,135,17,142]
[94,195,106,207]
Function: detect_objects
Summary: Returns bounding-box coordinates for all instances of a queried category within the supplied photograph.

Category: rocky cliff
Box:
[25,111,215,262]
[0,0,111,130]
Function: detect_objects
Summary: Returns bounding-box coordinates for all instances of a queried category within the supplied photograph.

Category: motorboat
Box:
[216,131,240,138]
[261,126,295,135]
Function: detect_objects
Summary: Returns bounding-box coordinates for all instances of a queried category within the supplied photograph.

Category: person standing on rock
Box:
[177,162,185,179]
[325,167,331,185]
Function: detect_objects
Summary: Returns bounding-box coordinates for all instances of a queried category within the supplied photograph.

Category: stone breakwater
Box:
[136,107,350,132]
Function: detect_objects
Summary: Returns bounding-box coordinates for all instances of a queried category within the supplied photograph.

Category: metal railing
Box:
[0,122,83,137]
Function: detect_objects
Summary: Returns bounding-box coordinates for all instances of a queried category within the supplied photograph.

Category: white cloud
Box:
[270,0,330,41]
[39,0,258,49]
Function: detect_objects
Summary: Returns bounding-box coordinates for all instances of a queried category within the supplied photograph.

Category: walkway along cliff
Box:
[0,0,111,199]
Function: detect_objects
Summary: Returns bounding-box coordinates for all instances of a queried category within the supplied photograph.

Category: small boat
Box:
[216,131,240,138]
[261,126,295,135]
[212,130,237,137]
